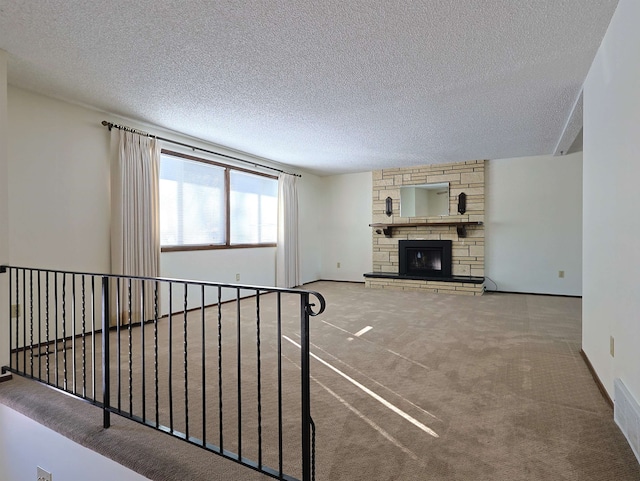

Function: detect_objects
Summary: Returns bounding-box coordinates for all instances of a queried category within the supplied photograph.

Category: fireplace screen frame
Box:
[398,240,453,278]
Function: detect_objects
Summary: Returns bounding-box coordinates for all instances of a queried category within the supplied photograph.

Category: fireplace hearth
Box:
[364,236,483,293]
[398,240,452,278]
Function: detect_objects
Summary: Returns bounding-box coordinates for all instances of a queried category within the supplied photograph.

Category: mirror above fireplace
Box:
[399,182,449,217]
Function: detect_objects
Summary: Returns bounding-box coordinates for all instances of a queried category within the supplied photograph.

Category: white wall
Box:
[3,85,333,355]
[160,247,277,312]
[6,86,324,289]
[8,87,111,272]
[4,85,377,293]
[161,248,276,286]
[485,153,583,295]
[583,0,640,399]
[319,172,372,282]
[0,405,149,481]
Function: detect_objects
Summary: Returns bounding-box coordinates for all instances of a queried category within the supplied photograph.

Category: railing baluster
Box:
[201,284,206,446]
[141,281,146,422]
[91,276,96,400]
[277,292,283,477]
[54,272,58,387]
[183,282,189,440]
[29,269,33,378]
[128,278,133,416]
[236,287,242,460]
[82,276,86,397]
[218,285,223,452]
[154,281,159,428]
[37,270,42,380]
[8,267,13,370]
[46,272,50,384]
[102,276,111,428]
[22,269,26,376]
[116,278,121,411]
[168,283,174,433]
[72,274,76,394]
[62,273,67,390]
[256,291,262,468]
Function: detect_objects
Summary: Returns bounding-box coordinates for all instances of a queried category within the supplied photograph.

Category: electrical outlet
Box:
[337,262,341,268]
[235,273,240,282]
[610,336,615,357]
[37,466,52,481]
[11,304,20,318]
[558,270,565,278]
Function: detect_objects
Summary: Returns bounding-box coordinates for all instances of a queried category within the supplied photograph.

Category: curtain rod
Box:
[101,120,301,177]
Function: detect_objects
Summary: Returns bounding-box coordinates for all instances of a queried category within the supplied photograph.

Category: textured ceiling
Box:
[0,0,618,175]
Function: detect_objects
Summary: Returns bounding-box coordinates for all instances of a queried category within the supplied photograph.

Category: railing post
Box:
[101,276,111,428]
[7,266,12,371]
[300,292,311,481]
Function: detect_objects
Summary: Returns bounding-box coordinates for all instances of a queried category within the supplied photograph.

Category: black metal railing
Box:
[1,265,325,481]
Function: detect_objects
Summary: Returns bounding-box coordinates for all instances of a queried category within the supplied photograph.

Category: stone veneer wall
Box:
[367,160,485,295]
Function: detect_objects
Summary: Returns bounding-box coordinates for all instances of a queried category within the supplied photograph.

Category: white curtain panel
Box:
[110,130,160,325]
[276,173,300,288]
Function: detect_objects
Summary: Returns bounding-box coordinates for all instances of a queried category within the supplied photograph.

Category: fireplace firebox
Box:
[398,240,452,278]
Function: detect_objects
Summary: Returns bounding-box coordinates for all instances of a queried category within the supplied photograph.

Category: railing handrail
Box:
[0,264,326,316]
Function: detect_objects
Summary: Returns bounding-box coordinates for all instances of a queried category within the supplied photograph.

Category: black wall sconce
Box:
[385,197,393,217]
[457,192,466,215]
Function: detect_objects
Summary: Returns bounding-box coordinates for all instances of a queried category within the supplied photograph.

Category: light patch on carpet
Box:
[354,325,373,337]
[321,319,432,371]
[283,336,439,438]
[311,376,422,462]
[322,319,359,336]
[308,340,441,422]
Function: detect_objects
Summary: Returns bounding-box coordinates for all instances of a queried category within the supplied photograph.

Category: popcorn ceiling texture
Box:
[0,1,618,175]
[368,160,485,295]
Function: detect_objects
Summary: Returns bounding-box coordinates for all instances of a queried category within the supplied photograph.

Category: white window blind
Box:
[159,155,225,246]
[230,170,278,244]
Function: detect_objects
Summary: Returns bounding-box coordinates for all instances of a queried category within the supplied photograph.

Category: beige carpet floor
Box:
[2,281,639,480]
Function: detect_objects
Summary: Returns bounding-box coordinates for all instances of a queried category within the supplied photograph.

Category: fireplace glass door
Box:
[407,248,442,275]
[398,240,452,278]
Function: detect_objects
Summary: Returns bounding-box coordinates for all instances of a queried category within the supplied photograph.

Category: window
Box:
[159,151,278,250]
[230,170,278,244]
[160,155,225,246]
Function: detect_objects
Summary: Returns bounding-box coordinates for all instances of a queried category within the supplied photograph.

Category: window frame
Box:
[160,149,278,252]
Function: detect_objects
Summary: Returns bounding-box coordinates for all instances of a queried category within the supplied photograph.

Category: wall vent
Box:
[614,378,640,464]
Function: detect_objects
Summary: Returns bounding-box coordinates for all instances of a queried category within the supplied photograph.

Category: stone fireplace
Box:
[364,160,485,295]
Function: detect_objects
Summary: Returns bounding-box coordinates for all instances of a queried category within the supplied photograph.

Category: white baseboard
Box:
[614,378,640,464]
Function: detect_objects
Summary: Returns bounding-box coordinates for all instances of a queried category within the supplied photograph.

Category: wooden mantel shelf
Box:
[369,221,483,238]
